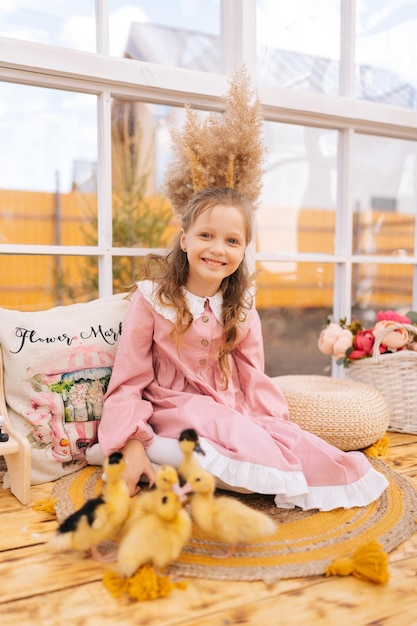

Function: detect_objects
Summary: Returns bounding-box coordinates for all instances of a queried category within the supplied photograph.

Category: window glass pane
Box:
[352,262,413,316]
[0,1,96,51]
[257,261,333,376]
[356,1,417,109]
[112,256,138,294]
[0,84,97,246]
[109,0,221,72]
[111,99,180,250]
[353,134,416,256]
[256,0,341,94]
[259,122,337,254]
[111,254,188,296]
[0,255,99,311]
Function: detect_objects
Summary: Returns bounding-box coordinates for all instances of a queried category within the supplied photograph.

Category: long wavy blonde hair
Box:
[139,187,255,385]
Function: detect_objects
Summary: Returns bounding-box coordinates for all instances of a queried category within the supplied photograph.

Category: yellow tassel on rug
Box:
[364,435,390,458]
[32,497,57,515]
[103,564,187,601]
[325,540,389,584]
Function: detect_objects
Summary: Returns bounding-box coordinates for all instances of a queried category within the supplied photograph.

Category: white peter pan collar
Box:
[138,280,223,324]
[186,290,223,323]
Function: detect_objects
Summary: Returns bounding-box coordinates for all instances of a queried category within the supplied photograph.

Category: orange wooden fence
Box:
[0,189,414,311]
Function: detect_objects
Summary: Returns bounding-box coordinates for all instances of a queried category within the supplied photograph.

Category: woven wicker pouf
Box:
[273,375,390,451]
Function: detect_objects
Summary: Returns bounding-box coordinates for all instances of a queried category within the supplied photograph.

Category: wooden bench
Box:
[0,346,31,504]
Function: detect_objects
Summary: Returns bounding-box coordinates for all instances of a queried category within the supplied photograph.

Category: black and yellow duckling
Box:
[177,428,206,485]
[116,488,192,578]
[182,470,277,558]
[49,451,130,561]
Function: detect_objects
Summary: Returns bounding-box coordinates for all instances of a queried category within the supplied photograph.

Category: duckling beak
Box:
[172,482,189,503]
[195,442,206,455]
[179,482,193,498]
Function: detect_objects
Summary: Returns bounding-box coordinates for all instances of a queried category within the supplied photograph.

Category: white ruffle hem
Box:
[88,434,388,512]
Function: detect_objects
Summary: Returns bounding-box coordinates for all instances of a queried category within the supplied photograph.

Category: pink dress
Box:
[98,280,388,510]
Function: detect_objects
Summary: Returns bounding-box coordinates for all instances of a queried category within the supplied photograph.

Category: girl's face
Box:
[180,204,247,297]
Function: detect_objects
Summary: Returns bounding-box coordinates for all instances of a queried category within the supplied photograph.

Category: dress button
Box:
[202,316,209,323]
[201,339,209,346]
[199,358,207,366]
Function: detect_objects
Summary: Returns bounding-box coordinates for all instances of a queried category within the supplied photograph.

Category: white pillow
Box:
[0,293,130,484]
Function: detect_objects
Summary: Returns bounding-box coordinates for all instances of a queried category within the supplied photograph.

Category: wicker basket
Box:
[345,322,417,434]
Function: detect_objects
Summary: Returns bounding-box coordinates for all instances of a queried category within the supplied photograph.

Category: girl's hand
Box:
[121,438,156,496]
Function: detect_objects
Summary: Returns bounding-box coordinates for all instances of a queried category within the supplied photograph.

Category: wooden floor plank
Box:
[2,510,56,550]
[385,449,417,474]
[387,432,417,446]
[2,556,417,626]
[0,563,307,626]
[198,558,417,626]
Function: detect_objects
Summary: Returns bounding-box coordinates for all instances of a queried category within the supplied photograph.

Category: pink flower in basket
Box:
[318,309,417,367]
[349,329,377,360]
[376,310,411,324]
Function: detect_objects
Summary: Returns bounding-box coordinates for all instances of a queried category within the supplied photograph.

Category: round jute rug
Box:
[52,458,417,584]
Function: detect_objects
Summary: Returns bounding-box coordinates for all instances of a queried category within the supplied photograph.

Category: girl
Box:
[97,186,388,510]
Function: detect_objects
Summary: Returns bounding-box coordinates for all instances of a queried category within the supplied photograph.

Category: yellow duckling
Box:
[116,489,192,578]
[183,470,277,558]
[122,465,182,536]
[178,428,206,484]
[49,451,130,561]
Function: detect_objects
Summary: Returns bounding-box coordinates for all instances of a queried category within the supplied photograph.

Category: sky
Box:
[0,0,220,53]
[0,0,219,193]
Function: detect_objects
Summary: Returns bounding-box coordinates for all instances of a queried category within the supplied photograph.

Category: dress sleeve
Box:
[98,290,156,455]
[233,305,266,371]
[233,305,290,418]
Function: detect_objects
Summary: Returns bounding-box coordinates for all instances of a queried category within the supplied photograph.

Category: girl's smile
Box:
[180,204,247,297]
